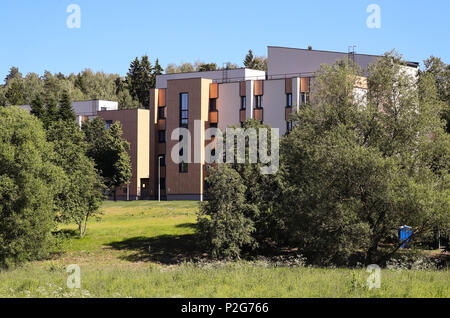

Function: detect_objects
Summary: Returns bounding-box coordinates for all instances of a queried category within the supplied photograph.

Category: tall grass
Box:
[0,262,448,298]
[0,201,448,298]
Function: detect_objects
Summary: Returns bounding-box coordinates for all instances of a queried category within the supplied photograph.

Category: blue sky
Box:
[0,0,449,81]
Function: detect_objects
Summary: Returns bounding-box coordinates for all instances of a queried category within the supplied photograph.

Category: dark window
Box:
[158,130,165,143]
[179,161,188,173]
[180,93,189,128]
[158,107,165,119]
[105,120,113,129]
[209,123,218,129]
[241,96,247,110]
[286,121,293,133]
[254,95,263,109]
[159,178,166,190]
[286,93,292,107]
[211,149,216,157]
[209,98,217,111]
[158,155,166,167]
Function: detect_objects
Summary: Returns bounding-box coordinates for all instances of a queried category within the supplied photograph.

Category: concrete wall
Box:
[217,82,240,131]
[263,79,287,135]
[268,46,380,78]
[156,68,265,89]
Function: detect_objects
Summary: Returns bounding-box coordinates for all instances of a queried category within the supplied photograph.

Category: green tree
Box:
[280,53,449,265]
[197,119,283,258]
[198,165,256,258]
[4,67,22,84]
[30,94,46,120]
[126,56,154,108]
[45,97,59,129]
[197,63,217,72]
[5,79,25,105]
[58,90,76,122]
[0,107,63,267]
[47,120,104,237]
[82,119,132,201]
[153,59,164,77]
[422,56,450,133]
[243,50,256,69]
[243,50,268,71]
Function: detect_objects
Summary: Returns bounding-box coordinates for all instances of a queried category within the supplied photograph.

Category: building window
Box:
[209,123,218,129]
[241,96,247,110]
[158,154,166,167]
[179,161,188,173]
[105,120,113,129]
[159,178,166,190]
[286,93,292,107]
[301,92,310,104]
[211,149,216,157]
[209,98,217,111]
[286,121,293,133]
[158,130,166,143]
[101,107,107,111]
[254,95,263,109]
[158,107,165,119]
[180,93,189,128]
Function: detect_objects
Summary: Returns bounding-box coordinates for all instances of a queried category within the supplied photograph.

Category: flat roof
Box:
[268,46,419,67]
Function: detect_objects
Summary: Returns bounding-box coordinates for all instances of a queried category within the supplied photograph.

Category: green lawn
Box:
[0,201,448,298]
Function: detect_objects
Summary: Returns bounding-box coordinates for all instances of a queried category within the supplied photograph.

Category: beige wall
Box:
[164,78,211,200]
[217,82,240,131]
[98,108,150,200]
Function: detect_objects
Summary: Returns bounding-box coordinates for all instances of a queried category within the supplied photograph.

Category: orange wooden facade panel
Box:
[254,80,264,96]
[285,78,293,94]
[254,108,263,121]
[209,83,219,99]
[285,107,293,121]
[239,81,246,97]
[157,118,166,130]
[158,89,166,106]
[240,109,246,122]
[209,111,218,124]
[300,77,310,92]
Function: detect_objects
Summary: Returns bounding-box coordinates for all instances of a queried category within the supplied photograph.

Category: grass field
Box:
[0,201,448,298]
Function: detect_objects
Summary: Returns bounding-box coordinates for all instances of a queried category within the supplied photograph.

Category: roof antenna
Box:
[348,45,356,65]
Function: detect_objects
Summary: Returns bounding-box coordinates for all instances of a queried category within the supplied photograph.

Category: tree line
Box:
[0,50,267,109]
[199,52,450,266]
[0,92,131,268]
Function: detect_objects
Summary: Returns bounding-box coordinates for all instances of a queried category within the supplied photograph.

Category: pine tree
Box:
[244,50,256,69]
[30,95,46,122]
[58,90,76,122]
[45,98,58,129]
[126,56,154,108]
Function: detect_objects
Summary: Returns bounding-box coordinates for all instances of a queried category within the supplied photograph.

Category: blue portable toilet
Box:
[399,226,412,248]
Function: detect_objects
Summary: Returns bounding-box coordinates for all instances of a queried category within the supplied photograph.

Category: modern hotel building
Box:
[96,46,419,200]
